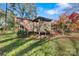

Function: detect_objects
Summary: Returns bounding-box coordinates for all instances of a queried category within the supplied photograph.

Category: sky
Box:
[0,3,79,20]
[36,3,74,20]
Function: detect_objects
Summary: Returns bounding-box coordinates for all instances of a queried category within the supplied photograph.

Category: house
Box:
[15,16,52,35]
[14,17,33,31]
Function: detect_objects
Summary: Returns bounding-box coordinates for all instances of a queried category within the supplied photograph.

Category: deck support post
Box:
[38,19,41,39]
[33,22,34,35]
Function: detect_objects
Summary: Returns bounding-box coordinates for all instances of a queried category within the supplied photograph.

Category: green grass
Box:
[0,32,79,56]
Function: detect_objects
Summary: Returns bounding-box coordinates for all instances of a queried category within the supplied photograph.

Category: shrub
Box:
[17,30,28,38]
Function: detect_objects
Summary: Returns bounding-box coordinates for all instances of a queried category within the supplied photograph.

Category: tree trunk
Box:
[4,3,7,32]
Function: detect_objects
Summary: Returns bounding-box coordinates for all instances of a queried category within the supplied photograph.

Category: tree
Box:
[0,8,5,18]
[8,3,37,19]
[63,3,79,14]
[4,3,8,31]
[6,11,15,30]
[0,8,6,32]
[27,3,37,19]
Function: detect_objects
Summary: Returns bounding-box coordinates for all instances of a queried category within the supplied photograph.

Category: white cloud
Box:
[57,3,72,9]
[45,9,65,15]
[45,3,72,15]
[46,10,58,15]
[57,3,71,8]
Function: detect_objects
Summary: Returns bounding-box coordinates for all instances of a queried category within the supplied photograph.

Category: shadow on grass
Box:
[0,38,32,56]
[0,37,17,43]
[15,38,48,56]
[0,32,15,36]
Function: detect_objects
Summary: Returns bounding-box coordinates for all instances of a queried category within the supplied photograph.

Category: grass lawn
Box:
[0,31,79,56]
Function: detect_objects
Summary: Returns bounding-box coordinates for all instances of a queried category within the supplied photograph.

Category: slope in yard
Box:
[0,32,79,56]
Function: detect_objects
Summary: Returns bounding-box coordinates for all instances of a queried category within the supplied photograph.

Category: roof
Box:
[16,17,31,21]
[32,16,52,22]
